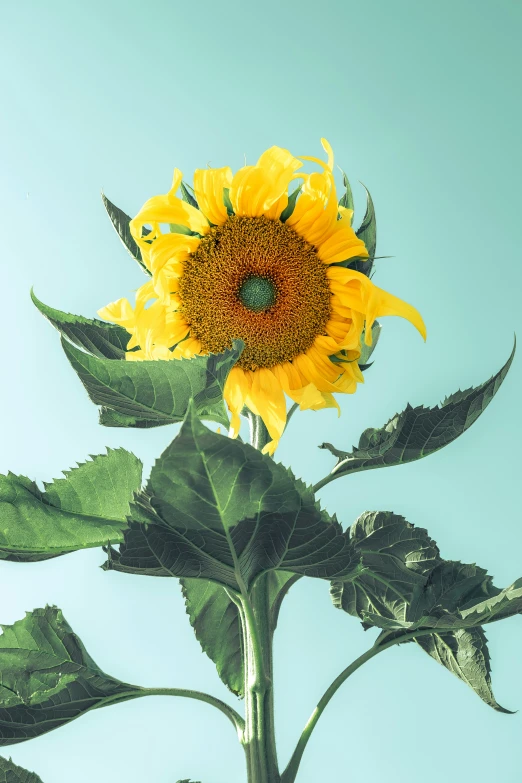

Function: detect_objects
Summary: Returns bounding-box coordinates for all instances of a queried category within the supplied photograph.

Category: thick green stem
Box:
[281,628,448,783]
[241,576,280,783]
[236,414,280,781]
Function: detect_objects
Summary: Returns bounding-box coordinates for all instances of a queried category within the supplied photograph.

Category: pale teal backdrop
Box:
[1,1,521,781]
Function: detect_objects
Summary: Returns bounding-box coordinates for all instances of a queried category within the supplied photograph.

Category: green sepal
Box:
[0,449,141,561]
[338,169,354,215]
[62,337,244,429]
[0,757,44,783]
[279,186,302,222]
[320,342,515,479]
[353,184,376,275]
[0,606,143,745]
[101,193,151,276]
[31,290,131,360]
[223,188,234,216]
[180,181,198,209]
[169,223,198,236]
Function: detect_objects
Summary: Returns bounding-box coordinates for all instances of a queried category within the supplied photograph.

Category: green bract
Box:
[0,176,517,783]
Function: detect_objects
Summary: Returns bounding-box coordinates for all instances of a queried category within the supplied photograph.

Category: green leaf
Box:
[62,337,244,429]
[31,291,130,360]
[180,570,299,697]
[0,449,141,561]
[0,606,143,745]
[107,406,358,588]
[320,342,515,480]
[415,627,511,713]
[332,512,514,712]
[101,193,151,276]
[181,579,244,696]
[330,511,440,626]
[0,757,44,783]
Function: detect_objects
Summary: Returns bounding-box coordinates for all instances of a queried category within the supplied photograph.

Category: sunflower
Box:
[99,139,426,454]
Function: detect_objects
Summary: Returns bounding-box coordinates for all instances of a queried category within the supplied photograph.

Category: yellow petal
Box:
[247,367,287,452]
[229,146,302,218]
[327,267,426,343]
[223,366,252,439]
[172,337,202,359]
[286,170,338,246]
[193,166,233,226]
[97,297,135,327]
[130,168,209,260]
[318,227,369,264]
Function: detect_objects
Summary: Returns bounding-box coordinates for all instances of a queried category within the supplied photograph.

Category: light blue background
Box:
[1,1,521,781]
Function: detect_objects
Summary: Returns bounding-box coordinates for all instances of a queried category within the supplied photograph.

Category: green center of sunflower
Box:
[238,275,277,312]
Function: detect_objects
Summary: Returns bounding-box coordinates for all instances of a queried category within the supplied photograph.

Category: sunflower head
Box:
[99,139,426,454]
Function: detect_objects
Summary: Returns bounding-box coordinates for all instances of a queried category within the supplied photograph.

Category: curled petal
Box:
[194,166,233,226]
[229,146,302,219]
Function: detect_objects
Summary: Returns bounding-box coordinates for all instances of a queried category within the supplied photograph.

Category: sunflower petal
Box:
[223,366,252,439]
[193,166,233,226]
[229,146,302,219]
[247,368,287,452]
[130,169,209,258]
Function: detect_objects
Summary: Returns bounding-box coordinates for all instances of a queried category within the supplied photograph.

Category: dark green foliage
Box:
[31,291,131,360]
[321,342,514,479]
[181,579,244,695]
[181,570,299,697]
[331,512,520,711]
[62,338,243,429]
[0,757,44,783]
[0,449,141,561]
[105,405,359,589]
[0,607,142,745]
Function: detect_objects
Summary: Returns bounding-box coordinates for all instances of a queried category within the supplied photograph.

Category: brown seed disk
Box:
[178,215,332,371]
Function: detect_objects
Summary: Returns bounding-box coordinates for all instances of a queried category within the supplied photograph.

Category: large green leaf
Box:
[330,511,440,626]
[0,449,141,561]
[102,193,151,276]
[320,342,515,480]
[181,579,244,696]
[106,406,358,589]
[332,513,517,711]
[415,627,511,713]
[370,561,522,633]
[0,607,143,745]
[31,291,130,360]
[181,570,299,697]
[0,757,44,783]
[62,337,243,429]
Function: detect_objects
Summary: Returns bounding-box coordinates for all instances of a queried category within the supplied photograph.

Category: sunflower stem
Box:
[280,627,450,783]
[241,573,280,783]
